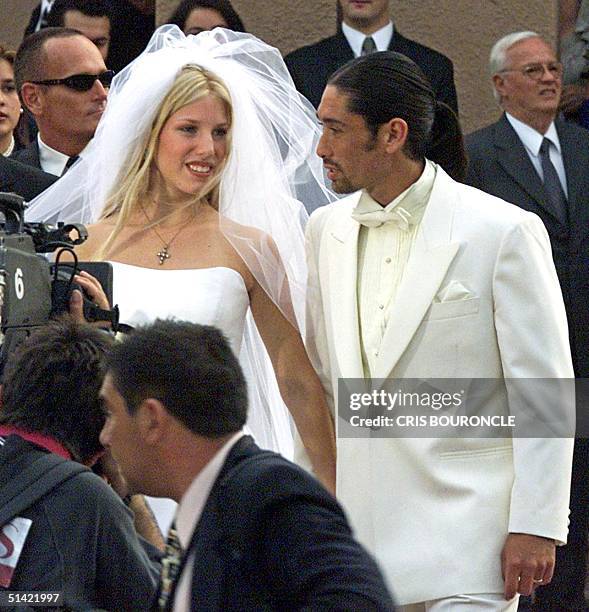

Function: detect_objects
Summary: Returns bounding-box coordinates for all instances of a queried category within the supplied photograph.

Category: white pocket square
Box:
[434,280,476,303]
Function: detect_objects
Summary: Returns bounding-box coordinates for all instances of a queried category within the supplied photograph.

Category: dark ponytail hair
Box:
[429,100,467,181]
[328,51,466,181]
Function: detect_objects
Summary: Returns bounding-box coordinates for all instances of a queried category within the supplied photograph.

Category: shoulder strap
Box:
[0,453,87,527]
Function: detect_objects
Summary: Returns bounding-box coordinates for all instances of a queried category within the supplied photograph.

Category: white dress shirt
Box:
[342,21,393,57]
[37,134,71,176]
[505,113,569,198]
[356,160,436,377]
[35,0,56,31]
[172,431,244,612]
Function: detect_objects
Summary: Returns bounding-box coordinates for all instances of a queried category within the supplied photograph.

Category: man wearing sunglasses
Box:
[465,31,589,612]
[12,27,110,176]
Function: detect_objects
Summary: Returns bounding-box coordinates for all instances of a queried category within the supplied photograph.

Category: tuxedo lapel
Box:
[326,198,364,379]
[492,116,561,223]
[373,170,461,379]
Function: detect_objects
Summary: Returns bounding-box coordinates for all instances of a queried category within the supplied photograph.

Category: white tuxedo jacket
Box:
[305,167,574,604]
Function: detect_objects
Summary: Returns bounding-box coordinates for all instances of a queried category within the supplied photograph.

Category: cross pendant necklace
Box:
[141,203,187,266]
[157,245,171,265]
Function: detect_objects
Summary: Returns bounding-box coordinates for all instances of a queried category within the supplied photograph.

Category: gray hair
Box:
[489,31,541,103]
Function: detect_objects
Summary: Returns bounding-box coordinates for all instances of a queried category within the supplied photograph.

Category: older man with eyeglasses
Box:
[465,31,589,612]
[11,27,110,176]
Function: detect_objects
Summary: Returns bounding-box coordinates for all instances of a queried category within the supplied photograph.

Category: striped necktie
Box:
[157,522,183,611]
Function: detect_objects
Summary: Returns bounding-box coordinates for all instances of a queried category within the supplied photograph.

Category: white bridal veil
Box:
[26,25,336,456]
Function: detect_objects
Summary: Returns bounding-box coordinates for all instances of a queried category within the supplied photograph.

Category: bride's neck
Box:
[146,178,210,226]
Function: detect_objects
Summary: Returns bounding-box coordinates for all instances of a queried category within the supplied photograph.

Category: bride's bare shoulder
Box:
[218,216,277,251]
[74,219,115,260]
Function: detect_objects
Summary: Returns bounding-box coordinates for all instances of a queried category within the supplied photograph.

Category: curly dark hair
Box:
[0,318,114,464]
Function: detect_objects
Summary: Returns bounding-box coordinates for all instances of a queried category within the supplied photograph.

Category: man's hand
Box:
[501,533,556,599]
[68,271,111,326]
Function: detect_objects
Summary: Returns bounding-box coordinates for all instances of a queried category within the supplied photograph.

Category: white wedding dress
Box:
[111,262,294,532]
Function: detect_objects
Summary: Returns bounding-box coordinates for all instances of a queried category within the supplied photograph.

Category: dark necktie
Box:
[539,138,568,224]
[157,522,183,611]
[61,155,79,176]
[361,36,377,56]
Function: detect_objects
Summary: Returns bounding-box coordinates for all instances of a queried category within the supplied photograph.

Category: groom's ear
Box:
[381,117,409,154]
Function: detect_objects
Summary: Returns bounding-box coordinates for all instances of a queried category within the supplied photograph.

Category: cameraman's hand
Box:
[68,270,111,326]
[74,270,109,309]
[68,289,86,323]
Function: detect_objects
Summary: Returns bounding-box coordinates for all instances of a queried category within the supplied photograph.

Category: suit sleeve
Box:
[492,213,574,543]
[262,494,395,610]
[464,138,486,190]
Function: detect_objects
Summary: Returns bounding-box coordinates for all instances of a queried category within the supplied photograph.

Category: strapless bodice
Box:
[108,261,293,535]
[111,262,249,355]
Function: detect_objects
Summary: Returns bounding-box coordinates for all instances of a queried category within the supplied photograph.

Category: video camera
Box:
[0,192,119,368]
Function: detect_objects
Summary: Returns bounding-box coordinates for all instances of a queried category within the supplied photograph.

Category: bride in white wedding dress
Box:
[25,26,337,532]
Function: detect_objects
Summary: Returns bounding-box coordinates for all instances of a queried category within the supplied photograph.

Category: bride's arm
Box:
[249,279,336,494]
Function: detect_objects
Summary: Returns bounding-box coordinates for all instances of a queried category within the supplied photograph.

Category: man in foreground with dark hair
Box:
[305,50,574,610]
[0,318,160,610]
[99,319,395,611]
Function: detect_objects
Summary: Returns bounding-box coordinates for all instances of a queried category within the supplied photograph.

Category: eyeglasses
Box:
[498,62,563,81]
[30,70,115,92]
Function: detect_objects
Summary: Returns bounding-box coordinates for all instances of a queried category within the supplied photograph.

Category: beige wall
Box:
[158,0,558,133]
[0,1,558,133]
[0,0,38,49]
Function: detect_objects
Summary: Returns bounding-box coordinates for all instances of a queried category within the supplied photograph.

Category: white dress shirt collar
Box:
[36,0,56,31]
[505,112,568,197]
[342,21,393,57]
[174,431,244,550]
[37,134,71,177]
[505,112,562,156]
[353,158,437,224]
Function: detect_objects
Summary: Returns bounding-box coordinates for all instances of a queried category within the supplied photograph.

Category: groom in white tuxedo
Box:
[306,51,575,611]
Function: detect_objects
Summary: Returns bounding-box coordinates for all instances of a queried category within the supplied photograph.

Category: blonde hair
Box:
[96,64,233,259]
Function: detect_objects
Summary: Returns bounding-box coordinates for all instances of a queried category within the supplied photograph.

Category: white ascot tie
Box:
[351,205,412,230]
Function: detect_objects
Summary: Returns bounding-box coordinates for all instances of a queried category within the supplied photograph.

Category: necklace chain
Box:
[140,203,188,265]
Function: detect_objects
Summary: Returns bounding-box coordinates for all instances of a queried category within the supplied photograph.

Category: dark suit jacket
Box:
[0,155,56,202]
[465,114,589,376]
[163,436,395,611]
[11,140,42,171]
[24,4,41,36]
[285,29,458,111]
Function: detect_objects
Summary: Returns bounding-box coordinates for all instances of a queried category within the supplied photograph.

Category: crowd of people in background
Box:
[0,1,588,611]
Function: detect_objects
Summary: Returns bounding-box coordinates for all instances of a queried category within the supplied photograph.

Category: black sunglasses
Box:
[30,70,115,92]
